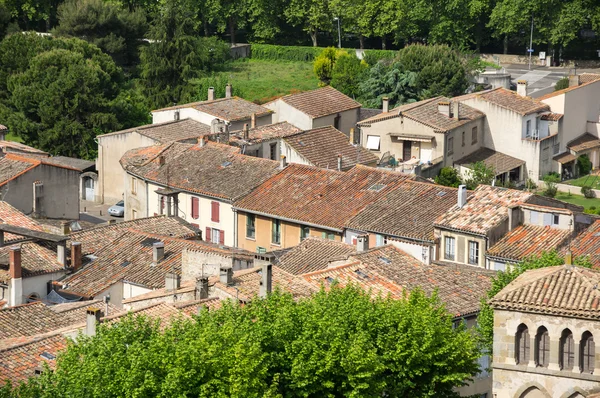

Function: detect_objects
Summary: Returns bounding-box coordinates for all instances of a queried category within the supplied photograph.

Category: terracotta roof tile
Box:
[121,142,281,201]
[229,122,301,145]
[454,148,525,176]
[276,238,356,275]
[173,298,222,316]
[0,141,47,155]
[359,108,382,121]
[283,126,378,170]
[0,241,66,284]
[0,154,38,186]
[487,225,571,262]
[569,219,600,269]
[475,88,549,115]
[98,119,211,143]
[540,113,563,121]
[235,164,416,230]
[153,97,272,122]
[490,265,600,319]
[553,151,576,164]
[0,201,44,243]
[280,86,361,118]
[567,133,600,152]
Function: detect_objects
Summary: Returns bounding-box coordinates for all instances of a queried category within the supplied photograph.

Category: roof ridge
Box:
[300,260,361,277]
[494,266,566,300]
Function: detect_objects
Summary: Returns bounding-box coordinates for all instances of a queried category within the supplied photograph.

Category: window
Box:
[366,135,381,151]
[560,329,575,371]
[376,234,385,247]
[211,228,224,244]
[272,219,281,245]
[191,197,199,219]
[327,233,335,240]
[131,209,137,219]
[131,177,137,194]
[269,143,277,160]
[516,324,530,365]
[461,131,465,147]
[246,214,256,239]
[211,201,220,223]
[444,236,455,261]
[554,143,560,155]
[447,137,454,156]
[300,225,310,241]
[581,332,595,373]
[468,241,479,265]
[472,126,478,144]
[530,211,539,224]
[160,196,165,215]
[526,120,531,137]
[535,326,550,368]
[553,214,559,225]
[334,114,341,130]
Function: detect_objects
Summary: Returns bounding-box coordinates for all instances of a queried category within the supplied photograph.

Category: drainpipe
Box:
[233,207,238,247]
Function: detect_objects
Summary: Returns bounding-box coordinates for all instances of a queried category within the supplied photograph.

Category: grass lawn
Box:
[555,192,600,210]
[4,132,22,142]
[563,174,600,189]
[215,59,319,104]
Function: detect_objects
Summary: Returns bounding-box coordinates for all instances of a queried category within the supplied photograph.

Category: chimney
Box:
[196,276,209,300]
[60,221,70,235]
[208,87,215,101]
[199,136,206,147]
[438,101,450,117]
[565,250,573,266]
[174,109,180,121]
[356,235,369,252]
[219,266,233,285]
[517,80,528,97]
[153,242,165,263]
[9,246,23,306]
[251,113,256,128]
[452,101,460,121]
[225,83,232,98]
[86,307,101,337]
[0,130,5,141]
[157,155,165,166]
[457,185,467,208]
[57,243,66,267]
[106,219,116,225]
[569,75,580,88]
[259,263,272,298]
[337,154,342,171]
[349,128,355,145]
[32,181,43,218]
[280,155,287,169]
[382,97,389,113]
[71,242,82,271]
[243,123,249,140]
[165,272,180,291]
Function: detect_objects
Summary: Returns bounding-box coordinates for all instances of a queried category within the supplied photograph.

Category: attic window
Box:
[221,161,232,167]
[379,256,391,265]
[120,260,131,268]
[325,276,335,283]
[368,184,386,192]
[140,238,161,247]
[299,141,306,146]
[437,191,447,197]
[40,352,56,360]
[355,269,369,279]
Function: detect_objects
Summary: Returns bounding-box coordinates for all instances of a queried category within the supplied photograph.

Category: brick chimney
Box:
[153,242,165,264]
[438,101,450,117]
[225,83,232,98]
[86,307,101,337]
[259,263,272,298]
[219,266,233,285]
[569,75,580,88]
[71,241,82,271]
[517,80,528,97]
[382,97,389,113]
[9,246,23,306]
[452,101,460,121]
[208,87,215,101]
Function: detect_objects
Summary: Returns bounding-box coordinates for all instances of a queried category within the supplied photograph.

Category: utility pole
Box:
[528,14,534,70]
[334,17,341,48]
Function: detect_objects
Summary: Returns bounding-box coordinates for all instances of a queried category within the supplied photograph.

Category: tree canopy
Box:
[2,285,481,397]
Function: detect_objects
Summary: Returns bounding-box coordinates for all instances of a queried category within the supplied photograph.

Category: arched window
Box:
[515,324,530,365]
[535,326,550,368]
[560,329,575,370]
[581,331,595,374]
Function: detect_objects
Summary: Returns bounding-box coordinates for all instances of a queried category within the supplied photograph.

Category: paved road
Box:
[80,200,123,224]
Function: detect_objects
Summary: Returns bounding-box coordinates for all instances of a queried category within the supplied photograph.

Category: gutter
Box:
[232,207,344,233]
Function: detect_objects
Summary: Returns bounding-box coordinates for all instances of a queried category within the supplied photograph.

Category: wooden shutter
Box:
[523,329,530,363]
[567,334,575,370]
[205,227,211,242]
[583,335,595,373]
[541,332,550,367]
[191,197,199,219]
[219,230,225,245]
[211,201,220,222]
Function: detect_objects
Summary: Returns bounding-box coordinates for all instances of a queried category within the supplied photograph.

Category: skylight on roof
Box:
[368,184,386,192]
[141,238,160,247]
[40,352,56,360]
[355,269,369,279]
[120,260,131,267]
[299,141,306,146]
[379,256,391,265]
[437,191,447,197]
[325,276,335,283]
[221,161,232,167]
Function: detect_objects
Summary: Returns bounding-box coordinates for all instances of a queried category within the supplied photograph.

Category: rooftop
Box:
[358,97,485,132]
[275,237,356,275]
[490,265,600,320]
[0,141,47,155]
[0,153,80,187]
[153,97,272,122]
[234,164,416,231]
[467,88,549,115]
[567,133,600,153]
[98,119,211,143]
[454,147,526,176]
[538,73,600,101]
[282,126,378,170]
[569,219,600,269]
[346,181,458,242]
[434,185,533,235]
[486,225,572,262]
[277,86,361,118]
[121,142,281,202]
[229,122,301,145]
[38,156,95,172]
[359,108,382,122]
[0,201,44,243]
[0,241,66,283]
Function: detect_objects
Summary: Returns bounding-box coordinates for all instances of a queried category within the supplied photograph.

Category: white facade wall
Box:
[388,239,432,265]
[266,100,313,130]
[122,282,153,300]
[312,108,360,135]
[4,271,67,306]
[280,140,313,167]
[93,281,124,308]
[152,108,271,131]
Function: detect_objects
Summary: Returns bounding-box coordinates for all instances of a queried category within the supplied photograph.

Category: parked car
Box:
[108,200,125,217]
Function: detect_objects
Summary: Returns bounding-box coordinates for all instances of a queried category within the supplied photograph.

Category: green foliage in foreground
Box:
[478,252,592,354]
[2,286,480,397]
[435,167,462,188]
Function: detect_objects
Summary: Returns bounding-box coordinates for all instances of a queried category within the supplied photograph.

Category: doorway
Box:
[403,141,412,161]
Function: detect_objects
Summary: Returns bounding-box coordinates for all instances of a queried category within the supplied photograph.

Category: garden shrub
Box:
[582,185,595,198]
[577,154,592,176]
[251,44,320,62]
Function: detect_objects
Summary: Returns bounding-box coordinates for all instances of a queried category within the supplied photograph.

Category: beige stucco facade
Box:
[151,107,272,132]
[493,309,600,398]
[236,211,342,253]
[437,229,488,268]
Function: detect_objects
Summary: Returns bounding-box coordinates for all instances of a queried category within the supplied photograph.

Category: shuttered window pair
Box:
[516,324,530,365]
[205,227,224,245]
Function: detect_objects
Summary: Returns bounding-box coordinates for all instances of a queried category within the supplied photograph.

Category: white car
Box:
[108,200,125,217]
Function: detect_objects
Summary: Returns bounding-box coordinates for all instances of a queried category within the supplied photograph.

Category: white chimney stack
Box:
[165,271,180,291]
[280,155,287,169]
[259,263,272,298]
[337,154,342,171]
[357,235,369,252]
[452,101,460,121]
[517,80,528,97]
[458,185,467,208]
[251,113,256,128]
[225,83,232,98]
[382,97,389,113]
[438,102,450,117]
[86,307,101,337]
[220,266,233,285]
[208,87,215,101]
[196,276,209,300]
[243,123,249,140]
[569,75,580,88]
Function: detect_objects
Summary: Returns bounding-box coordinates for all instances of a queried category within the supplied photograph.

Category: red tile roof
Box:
[0,141,47,155]
[234,164,416,230]
[153,97,272,122]
[486,225,572,262]
[567,133,600,152]
[490,265,600,319]
[283,126,378,170]
[0,201,44,242]
[454,148,525,176]
[278,86,361,118]
[229,122,301,145]
[98,119,210,143]
[540,113,563,121]
[569,219,600,269]
[473,88,549,115]
[0,241,66,284]
[0,153,81,187]
[276,238,356,275]
[121,142,281,202]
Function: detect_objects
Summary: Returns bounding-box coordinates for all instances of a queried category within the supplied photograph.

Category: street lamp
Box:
[333,17,341,48]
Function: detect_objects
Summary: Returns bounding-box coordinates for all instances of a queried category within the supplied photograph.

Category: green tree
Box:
[577,153,592,176]
[5,286,480,397]
[464,161,495,190]
[478,251,591,353]
[285,0,331,46]
[555,77,569,91]
[330,53,368,97]
[542,173,560,198]
[435,167,463,187]
[139,0,230,109]
[53,0,148,67]
[206,0,247,44]
[358,61,420,108]
[313,47,345,84]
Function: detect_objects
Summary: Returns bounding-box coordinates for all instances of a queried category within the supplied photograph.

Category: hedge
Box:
[250,44,321,62]
[363,49,396,65]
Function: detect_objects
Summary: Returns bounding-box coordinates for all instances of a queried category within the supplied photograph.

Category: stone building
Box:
[490,263,600,397]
